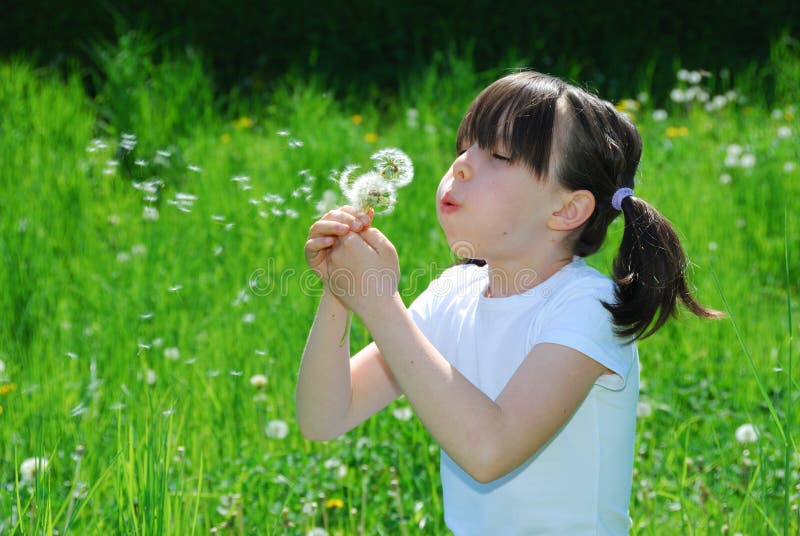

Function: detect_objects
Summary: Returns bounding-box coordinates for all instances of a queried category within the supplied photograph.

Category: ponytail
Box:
[603,195,725,341]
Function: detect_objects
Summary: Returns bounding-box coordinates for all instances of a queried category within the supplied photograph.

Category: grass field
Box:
[1,33,799,534]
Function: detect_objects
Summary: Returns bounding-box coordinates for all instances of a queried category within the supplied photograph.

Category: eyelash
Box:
[456,147,511,162]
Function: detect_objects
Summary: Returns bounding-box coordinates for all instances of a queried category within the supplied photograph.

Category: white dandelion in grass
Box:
[336,148,414,345]
[20,457,49,482]
[266,419,289,439]
[735,423,759,444]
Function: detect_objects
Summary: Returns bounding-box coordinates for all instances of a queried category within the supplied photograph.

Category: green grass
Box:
[1,34,799,534]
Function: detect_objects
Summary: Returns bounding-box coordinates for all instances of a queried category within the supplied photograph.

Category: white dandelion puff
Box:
[266,420,289,439]
[345,171,397,214]
[739,154,756,168]
[392,407,413,421]
[249,374,268,388]
[146,369,157,385]
[276,129,290,137]
[20,457,49,482]
[719,174,732,184]
[637,400,653,418]
[370,147,414,188]
[778,126,792,139]
[143,206,159,221]
[735,423,758,443]
[242,313,255,324]
[652,109,668,121]
[188,164,202,172]
[164,347,180,360]
[784,161,796,173]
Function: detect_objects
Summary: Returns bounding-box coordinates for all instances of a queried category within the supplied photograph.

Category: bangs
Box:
[456,72,566,178]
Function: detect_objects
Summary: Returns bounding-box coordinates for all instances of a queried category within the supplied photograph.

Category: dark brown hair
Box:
[457,71,723,340]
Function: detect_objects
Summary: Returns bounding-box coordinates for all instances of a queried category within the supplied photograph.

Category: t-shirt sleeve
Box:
[534,285,636,390]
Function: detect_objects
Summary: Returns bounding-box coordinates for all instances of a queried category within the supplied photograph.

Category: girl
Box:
[297,71,721,534]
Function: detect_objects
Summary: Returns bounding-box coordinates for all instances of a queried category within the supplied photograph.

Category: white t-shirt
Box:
[408,257,639,535]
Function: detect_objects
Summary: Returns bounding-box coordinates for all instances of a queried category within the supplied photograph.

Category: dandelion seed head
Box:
[652,109,668,121]
[346,171,397,214]
[778,126,792,139]
[164,347,180,360]
[20,457,48,482]
[719,173,732,184]
[739,154,756,168]
[371,147,414,187]
[784,161,796,173]
[146,369,157,385]
[242,313,255,324]
[735,423,758,443]
[392,407,413,421]
[249,374,268,388]
[143,206,159,221]
[637,400,652,418]
[266,419,289,439]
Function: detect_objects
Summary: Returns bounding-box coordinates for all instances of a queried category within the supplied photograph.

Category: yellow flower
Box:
[352,114,363,125]
[0,383,16,395]
[221,133,231,144]
[786,111,795,121]
[615,99,640,112]
[665,126,689,138]
[364,132,378,143]
[234,116,254,130]
[325,498,345,509]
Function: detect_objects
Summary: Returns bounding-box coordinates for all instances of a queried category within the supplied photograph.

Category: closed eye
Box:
[492,153,511,162]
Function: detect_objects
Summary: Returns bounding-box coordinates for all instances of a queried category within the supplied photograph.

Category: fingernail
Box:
[352,221,362,230]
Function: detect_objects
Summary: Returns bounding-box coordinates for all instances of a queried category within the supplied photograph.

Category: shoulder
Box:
[545,259,616,310]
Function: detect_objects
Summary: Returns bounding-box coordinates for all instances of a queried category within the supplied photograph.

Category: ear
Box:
[548,190,595,231]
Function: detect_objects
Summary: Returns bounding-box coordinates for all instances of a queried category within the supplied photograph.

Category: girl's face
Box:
[436,141,566,263]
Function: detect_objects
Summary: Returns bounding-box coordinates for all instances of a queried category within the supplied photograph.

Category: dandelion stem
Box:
[339,310,353,347]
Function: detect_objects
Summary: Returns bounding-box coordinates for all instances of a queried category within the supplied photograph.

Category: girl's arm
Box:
[328,229,607,483]
[296,288,402,440]
[296,205,401,440]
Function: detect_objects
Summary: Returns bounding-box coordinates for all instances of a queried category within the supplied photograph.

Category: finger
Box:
[358,227,395,255]
[322,208,366,231]
[309,220,351,238]
[305,236,336,253]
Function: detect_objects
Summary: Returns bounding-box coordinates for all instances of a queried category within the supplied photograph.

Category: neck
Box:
[484,253,574,298]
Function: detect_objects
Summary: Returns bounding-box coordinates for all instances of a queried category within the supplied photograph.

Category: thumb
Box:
[359,227,395,256]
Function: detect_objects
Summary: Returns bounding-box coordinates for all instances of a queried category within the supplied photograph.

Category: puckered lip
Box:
[440,191,460,208]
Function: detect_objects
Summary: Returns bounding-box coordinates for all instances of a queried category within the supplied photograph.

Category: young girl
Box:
[297,71,721,534]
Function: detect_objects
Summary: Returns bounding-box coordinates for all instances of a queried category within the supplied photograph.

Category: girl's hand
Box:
[326,227,400,317]
[305,206,373,280]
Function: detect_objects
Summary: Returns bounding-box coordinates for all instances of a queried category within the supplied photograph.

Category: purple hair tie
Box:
[611,187,634,211]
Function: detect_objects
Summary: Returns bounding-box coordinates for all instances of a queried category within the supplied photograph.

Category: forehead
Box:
[457,74,563,175]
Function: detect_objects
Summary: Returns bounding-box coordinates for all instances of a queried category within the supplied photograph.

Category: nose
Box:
[452,145,474,182]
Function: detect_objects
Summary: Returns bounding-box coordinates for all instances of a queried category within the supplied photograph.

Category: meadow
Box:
[1,33,799,534]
